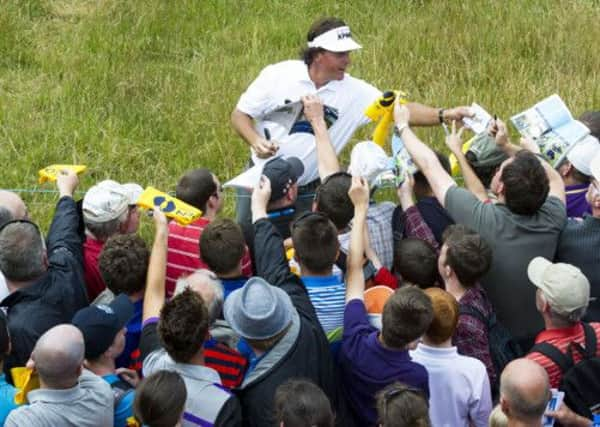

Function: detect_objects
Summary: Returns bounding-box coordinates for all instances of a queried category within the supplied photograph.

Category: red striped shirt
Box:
[165,218,253,297]
[526,322,600,388]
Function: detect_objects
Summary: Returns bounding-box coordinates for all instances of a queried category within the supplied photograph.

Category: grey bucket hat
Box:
[223,277,294,340]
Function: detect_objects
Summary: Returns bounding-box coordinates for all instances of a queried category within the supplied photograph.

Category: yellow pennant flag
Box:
[137,187,202,226]
[11,367,40,405]
[449,135,476,176]
[365,90,410,147]
[38,164,87,184]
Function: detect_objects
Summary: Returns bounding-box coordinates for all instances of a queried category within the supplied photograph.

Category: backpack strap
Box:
[110,379,133,407]
[530,342,574,374]
[569,322,598,360]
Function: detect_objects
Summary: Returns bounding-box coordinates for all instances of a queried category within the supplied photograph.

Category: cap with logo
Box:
[527,257,590,316]
[262,157,305,202]
[72,293,134,360]
[307,25,362,52]
[83,180,142,224]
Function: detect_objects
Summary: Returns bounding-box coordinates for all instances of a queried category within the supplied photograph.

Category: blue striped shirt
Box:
[302,275,346,334]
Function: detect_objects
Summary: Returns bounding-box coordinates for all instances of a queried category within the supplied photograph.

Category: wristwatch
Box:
[438,108,446,124]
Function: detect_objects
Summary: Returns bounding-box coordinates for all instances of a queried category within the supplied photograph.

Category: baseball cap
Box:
[223,277,294,340]
[364,286,394,330]
[72,293,134,359]
[527,257,590,316]
[263,157,304,202]
[121,183,144,206]
[307,25,362,52]
[466,133,508,168]
[590,152,600,181]
[348,141,391,185]
[567,135,600,176]
[83,180,130,224]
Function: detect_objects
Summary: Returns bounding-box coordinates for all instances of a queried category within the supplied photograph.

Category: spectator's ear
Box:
[76,364,83,378]
[26,357,35,371]
[500,396,509,416]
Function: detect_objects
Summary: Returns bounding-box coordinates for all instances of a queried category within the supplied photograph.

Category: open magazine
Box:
[463,103,493,134]
[510,94,590,167]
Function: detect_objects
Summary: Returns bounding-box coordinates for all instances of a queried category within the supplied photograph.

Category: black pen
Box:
[264,128,271,141]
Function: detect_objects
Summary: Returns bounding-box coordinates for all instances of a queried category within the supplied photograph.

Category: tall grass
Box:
[1,0,599,229]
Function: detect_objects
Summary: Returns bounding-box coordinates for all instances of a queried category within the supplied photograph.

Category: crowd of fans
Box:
[1,15,600,427]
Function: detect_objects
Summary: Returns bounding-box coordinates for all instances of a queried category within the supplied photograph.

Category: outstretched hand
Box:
[443,106,474,122]
[348,175,369,209]
[302,94,325,125]
[56,169,79,198]
[251,175,271,222]
[393,96,410,126]
[445,120,466,155]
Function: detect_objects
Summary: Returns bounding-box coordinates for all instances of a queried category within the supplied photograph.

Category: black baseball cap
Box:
[72,293,134,360]
[263,157,304,202]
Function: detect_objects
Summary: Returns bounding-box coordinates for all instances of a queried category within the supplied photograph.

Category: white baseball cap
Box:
[83,180,141,224]
[566,135,600,176]
[590,152,600,182]
[348,141,391,185]
[307,26,362,52]
[527,257,590,316]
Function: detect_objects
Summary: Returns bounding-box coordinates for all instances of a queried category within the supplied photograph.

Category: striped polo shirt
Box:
[302,275,346,334]
[166,218,253,298]
[527,322,600,388]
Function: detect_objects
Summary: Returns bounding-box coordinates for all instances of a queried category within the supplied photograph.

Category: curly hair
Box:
[99,234,150,295]
[158,288,209,363]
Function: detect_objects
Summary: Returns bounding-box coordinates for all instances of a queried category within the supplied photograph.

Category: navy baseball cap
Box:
[263,157,304,202]
[72,293,134,360]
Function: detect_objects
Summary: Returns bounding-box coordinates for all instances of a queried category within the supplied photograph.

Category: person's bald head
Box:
[500,358,551,423]
[30,324,84,389]
[174,269,224,324]
[0,191,28,222]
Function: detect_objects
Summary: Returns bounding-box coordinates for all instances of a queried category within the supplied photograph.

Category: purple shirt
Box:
[339,299,429,426]
[566,183,591,218]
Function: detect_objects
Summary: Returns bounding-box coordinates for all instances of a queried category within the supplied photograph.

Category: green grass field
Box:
[1,0,599,231]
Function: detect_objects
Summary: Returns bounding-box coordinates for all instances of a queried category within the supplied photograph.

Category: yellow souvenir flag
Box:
[38,164,87,184]
[11,367,40,405]
[367,90,410,147]
[137,187,202,226]
[449,135,476,176]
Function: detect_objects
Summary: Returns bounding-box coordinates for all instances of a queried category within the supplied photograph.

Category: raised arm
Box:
[302,95,340,179]
[251,176,295,287]
[445,122,489,202]
[142,208,168,322]
[406,102,472,127]
[345,176,370,302]
[394,99,457,207]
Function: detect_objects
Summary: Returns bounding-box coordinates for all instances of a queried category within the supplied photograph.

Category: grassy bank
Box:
[1,0,599,229]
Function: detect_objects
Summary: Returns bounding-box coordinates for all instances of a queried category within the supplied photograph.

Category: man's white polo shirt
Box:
[237,60,381,185]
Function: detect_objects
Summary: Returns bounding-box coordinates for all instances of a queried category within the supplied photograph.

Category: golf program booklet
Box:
[463,103,493,134]
[542,389,564,427]
[510,94,590,167]
[259,101,338,137]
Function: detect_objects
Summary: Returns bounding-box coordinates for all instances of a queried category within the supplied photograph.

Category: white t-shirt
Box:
[410,344,492,427]
[236,60,381,185]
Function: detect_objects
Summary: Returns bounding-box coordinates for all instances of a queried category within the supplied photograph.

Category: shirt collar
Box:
[535,322,582,343]
[27,383,85,404]
[301,275,340,287]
